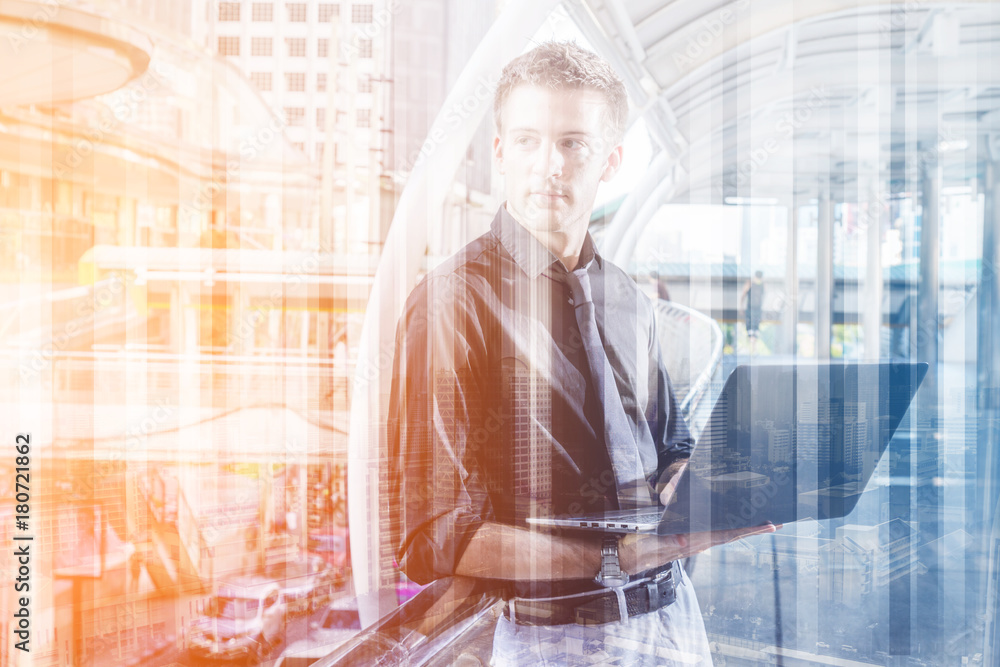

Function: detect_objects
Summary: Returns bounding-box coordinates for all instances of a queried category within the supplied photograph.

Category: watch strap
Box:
[595,535,628,587]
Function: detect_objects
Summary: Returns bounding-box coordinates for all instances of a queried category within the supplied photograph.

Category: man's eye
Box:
[515,137,536,146]
[563,139,583,150]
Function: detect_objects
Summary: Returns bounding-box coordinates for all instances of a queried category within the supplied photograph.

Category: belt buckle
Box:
[654,561,675,584]
[647,562,677,612]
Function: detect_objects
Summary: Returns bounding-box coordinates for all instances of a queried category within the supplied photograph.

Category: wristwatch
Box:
[594,535,629,587]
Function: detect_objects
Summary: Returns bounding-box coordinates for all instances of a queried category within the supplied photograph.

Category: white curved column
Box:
[601,150,672,259]
[610,157,688,269]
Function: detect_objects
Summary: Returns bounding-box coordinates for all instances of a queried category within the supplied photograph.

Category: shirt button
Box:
[568,299,574,306]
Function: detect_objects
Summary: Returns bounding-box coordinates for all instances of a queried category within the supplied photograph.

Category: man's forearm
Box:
[455,522,604,581]
[455,520,701,581]
[452,513,778,582]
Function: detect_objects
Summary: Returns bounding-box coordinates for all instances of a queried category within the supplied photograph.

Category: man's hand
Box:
[620,522,780,574]
[657,459,688,506]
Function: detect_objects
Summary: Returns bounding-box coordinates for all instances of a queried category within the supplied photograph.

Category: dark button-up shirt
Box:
[388,205,693,598]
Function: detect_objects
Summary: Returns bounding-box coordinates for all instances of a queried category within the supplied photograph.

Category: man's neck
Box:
[504,202,590,271]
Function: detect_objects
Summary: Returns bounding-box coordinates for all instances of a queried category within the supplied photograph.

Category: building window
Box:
[318,3,339,22]
[286,37,306,57]
[317,73,327,92]
[219,2,240,21]
[316,108,326,128]
[252,3,273,21]
[251,37,273,56]
[292,142,305,153]
[250,72,273,91]
[359,38,372,59]
[352,4,373,23]
[356,108,370,128]
[358,76,372,93]
[286,3,307,22]
[286,72,306,92]
[285,107,305,126]
[317,38,329,58]
[315,142,324,160]
[217,36,240,56]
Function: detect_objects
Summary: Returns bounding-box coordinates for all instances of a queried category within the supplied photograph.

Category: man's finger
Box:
[731,523,778,540]
[659,522,779,561]
[711,523,776,545]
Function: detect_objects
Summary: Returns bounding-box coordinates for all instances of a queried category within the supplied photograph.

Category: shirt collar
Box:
[491,204,601,280]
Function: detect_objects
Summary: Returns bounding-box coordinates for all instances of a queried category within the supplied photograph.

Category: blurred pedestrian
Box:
[741,270,765,353]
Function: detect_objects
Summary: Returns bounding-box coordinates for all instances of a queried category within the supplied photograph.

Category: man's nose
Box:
[535,141,564,178]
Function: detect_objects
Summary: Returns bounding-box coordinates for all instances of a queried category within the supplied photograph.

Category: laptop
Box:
[527,361,928,536]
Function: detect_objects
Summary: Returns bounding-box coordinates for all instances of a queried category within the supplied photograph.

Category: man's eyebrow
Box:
[506,127,596,138]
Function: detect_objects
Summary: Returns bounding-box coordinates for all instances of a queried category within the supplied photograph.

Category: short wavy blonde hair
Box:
[493,41,629,146]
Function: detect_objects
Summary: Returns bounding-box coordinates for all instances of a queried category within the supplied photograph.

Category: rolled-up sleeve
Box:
[387,275,492,585]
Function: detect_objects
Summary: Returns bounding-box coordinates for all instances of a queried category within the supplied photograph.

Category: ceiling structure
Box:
[572,0,1000,260]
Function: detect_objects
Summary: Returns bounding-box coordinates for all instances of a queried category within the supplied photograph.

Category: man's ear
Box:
[493,134,504,175]
[601,144,623,182]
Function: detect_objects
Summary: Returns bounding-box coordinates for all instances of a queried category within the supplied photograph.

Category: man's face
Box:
[494,84,622,237]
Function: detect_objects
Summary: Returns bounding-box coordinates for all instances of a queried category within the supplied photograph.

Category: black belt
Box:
[502,561,679,627]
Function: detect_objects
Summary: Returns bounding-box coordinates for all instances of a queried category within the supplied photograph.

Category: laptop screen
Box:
[662,361,928,534]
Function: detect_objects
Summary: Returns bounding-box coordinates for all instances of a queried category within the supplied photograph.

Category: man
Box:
[388,42,775,665]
